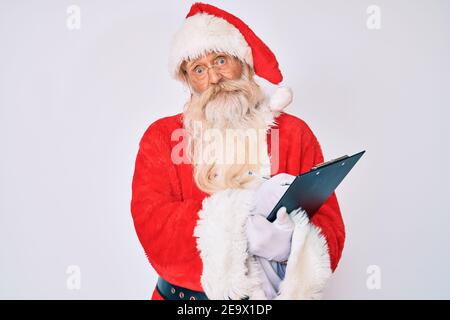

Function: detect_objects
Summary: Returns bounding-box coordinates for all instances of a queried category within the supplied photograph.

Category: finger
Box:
[274,184,290,197]
[275,207,287,223]
[251,214,272,228]
[275,207,295,229]
[269,173,289,184]
[279,175,295,186]
[279,184,291,192]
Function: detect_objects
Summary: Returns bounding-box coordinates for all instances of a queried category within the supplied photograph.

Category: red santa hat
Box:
[169,2,293,112]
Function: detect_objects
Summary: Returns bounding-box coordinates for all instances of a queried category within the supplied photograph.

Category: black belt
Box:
[156,277,209,300]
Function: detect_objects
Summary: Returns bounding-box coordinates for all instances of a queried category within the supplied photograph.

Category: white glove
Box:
[246,207,295,262]
[250,173,296,218]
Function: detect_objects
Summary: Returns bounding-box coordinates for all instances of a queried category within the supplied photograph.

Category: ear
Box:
[178,61,190,82]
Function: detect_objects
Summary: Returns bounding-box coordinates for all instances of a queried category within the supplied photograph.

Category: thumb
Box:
[274,207,294,229]
[275,207,288,223]
[277,174,296,186]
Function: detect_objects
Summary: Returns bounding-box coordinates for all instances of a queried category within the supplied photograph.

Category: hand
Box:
[246,207,295,262]
[250,173,296,218]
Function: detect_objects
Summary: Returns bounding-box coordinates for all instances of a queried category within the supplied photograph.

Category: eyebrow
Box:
[186,53,224,70]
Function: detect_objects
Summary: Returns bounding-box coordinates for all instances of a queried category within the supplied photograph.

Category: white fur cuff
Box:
[194,190,332,300]
[193,188,266,299]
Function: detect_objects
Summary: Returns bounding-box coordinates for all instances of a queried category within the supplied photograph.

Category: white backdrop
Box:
[1,0,449,299]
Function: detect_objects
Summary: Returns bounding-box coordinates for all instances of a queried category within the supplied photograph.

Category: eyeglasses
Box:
[185,55,235,81]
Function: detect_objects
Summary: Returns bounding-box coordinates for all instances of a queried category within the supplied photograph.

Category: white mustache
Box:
[188,78,265,130]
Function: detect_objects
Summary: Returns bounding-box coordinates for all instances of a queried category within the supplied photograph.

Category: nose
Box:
[208,67,223,84]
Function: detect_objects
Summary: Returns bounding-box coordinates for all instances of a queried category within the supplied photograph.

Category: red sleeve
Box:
[130,121,203,290]
[299,126,346,272]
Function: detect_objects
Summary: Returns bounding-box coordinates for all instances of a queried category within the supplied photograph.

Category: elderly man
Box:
[131,2,345,300]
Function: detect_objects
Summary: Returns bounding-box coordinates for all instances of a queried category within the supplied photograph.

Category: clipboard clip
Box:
[311,155,350,170]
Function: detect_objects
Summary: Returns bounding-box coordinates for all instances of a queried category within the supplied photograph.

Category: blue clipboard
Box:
[266,150,366,222]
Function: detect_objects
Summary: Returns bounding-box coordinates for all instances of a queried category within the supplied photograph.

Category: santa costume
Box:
[130,2,345,300]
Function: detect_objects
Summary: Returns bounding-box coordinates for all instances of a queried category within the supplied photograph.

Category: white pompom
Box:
[269,86,293,111]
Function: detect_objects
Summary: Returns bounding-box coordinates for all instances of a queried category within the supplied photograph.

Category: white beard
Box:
[182,77,276,194]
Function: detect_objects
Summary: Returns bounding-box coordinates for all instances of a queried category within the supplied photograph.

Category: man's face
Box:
[181,52,268,193]
[182,52,243,93]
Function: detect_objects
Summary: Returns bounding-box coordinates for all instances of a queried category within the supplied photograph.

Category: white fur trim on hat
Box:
[169,13,253,81]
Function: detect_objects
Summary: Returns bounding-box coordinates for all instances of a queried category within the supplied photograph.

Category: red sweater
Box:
[130,111,345,295]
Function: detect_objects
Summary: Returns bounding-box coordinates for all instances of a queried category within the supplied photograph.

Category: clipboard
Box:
[266,150,366,222]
